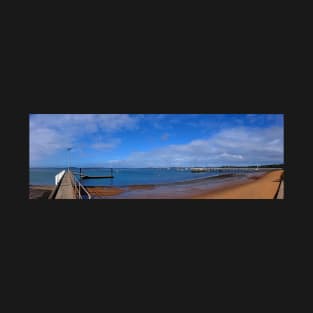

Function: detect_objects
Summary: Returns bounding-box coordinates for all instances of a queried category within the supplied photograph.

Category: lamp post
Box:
[67,147,72,172]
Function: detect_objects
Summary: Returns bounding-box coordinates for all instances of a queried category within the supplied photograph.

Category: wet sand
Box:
[29,184,159,199]
[86,186,125,197]
[29,170,284,199]
[192,170,284,199]
[86,184,155,197]
[29,185,54,199]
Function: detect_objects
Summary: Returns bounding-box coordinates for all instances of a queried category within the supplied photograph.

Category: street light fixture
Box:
[67,147,72,171]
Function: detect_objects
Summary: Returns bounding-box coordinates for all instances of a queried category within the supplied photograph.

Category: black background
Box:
[4,63,301,301]
[6,65,297,250]
[2,14,304,300]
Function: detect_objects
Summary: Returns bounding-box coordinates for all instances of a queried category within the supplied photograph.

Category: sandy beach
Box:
[192,170,284,199]
[29,185,54,199]
[29,184,165,199]
[29,170,284,199]
[85,184,156,197]
[84,170,284,199]
[85,186,125,197]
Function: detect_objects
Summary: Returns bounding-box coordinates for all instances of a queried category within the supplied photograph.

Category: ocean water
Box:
[29,167,264,187]
[29,168,66,185]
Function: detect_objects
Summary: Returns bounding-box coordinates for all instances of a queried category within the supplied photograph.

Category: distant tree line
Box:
[220,164,284,168]
[259,164,285,169]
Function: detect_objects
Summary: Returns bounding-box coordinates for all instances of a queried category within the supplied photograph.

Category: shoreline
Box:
[192,170,284,199]
[29,185,54,199]
[29,170,284,199]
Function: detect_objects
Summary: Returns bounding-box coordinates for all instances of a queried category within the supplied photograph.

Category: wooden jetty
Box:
[49,170,91,199]
[75,168,114,179]
[80,175,114,179]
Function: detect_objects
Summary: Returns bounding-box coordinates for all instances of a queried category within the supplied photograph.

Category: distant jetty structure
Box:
[190,166,283,173]
[191,168,209,173]
[73,168,114,179]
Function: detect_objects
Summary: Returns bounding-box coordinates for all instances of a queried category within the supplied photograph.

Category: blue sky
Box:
[29,114,284,167]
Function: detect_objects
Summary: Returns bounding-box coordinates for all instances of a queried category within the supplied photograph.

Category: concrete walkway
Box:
[54,171,75,199]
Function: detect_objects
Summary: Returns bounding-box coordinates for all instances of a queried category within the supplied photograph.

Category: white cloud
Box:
[30,114,139,135]
[106,126,284,167]
[220,153,243,160]
[30,115,284,167]
[161,133,169,141]
[29,126,73,162]
[91,138,121,150]
[29,114,138,164]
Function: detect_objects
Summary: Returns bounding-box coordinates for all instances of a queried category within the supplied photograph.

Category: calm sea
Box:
[29,167,262,187]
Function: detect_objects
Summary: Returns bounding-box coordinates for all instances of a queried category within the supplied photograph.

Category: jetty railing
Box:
[68,171,92,200]
[274,171,284,199]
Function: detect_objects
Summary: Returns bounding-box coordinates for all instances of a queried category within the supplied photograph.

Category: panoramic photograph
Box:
[29,114,284,199]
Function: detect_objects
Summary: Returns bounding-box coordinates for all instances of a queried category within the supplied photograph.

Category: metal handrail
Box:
[68,171,91,199]
[274,171,284,199]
